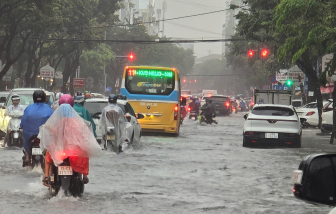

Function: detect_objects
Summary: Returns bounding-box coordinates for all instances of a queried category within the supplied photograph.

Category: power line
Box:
[46,8,230,32]
[27,37,244,44]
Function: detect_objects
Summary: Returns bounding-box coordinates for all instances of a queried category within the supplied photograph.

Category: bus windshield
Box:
[125,68,175,95]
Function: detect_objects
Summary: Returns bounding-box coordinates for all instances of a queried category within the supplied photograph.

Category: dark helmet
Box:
[59,94,74,107]
[74,95,85,103]
[76,91,82,96]
[33,90,46,103]
[108,94,117,104]
[208,99,212,104]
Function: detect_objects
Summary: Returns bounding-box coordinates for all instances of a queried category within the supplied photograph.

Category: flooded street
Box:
[0,112,334,214]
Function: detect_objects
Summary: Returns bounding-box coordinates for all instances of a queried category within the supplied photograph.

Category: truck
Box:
[254,89,292,105]
[201,90,218,97]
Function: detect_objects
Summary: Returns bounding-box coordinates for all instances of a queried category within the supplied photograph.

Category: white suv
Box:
[243,104,302,148]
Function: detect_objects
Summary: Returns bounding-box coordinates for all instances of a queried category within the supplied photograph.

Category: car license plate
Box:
[107,135,115,140]
[58,166,73,175]
[291,170,303,184]
[32,148,42,155]
[13,132,19,138]
[265,133,278,138]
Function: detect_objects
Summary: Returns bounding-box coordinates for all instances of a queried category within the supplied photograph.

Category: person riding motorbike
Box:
[188,97,199,119]
[239,99,247,112]
[20,90,53,166]
[39,94,101,186]
[74,96,97,138]
[51,92,63,111]
[232,98,238,114]
[201,99,218,124]
[99,94,127,152]
[1,94,25,147]
[195,96,201,108]
[84,93,91,100]
[45,92,53,107]
[76,91,82,96]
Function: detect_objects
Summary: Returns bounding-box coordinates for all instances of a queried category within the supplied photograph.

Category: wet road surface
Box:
[0,112,335,214]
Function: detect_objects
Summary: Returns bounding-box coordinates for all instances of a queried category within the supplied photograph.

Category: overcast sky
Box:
[154,0,228,58]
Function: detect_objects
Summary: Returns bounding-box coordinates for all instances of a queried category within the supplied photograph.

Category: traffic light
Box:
[248,50,254,58]
[261,49,269,58]
[128,53,135,61]
[286,79,293,86]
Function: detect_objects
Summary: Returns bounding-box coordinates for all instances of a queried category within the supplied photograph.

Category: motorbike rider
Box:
[45,92,53,107]
[189,97,199,116]
[2,94,25,147]
[40,94,101,186]
[74,96,97,138]
[51,92,63,111]
[201,99,218,124]
[84,93,91,100]
[20,90,53,166]
[232,98,238,113]
[239,99,246,111]
[195,96,201,108]
[99,94,127,152]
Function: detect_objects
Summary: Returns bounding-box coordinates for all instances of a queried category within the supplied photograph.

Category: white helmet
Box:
[11,94,20,101]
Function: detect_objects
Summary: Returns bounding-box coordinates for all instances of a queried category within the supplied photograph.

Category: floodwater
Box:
[0,113,334,214]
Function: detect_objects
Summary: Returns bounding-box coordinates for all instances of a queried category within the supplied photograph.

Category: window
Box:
[7,93,34,106]
[83,102,108,117]
[125,69,175,95]
[211,96,228,102]
[251,106,294,116]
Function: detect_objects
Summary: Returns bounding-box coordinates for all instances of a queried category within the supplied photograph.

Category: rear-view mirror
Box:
[243,114,248,120]
[292,154,336,206]
[137,113,145,119]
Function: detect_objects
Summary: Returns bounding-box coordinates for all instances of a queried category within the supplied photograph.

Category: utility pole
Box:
[103,30,107,95]
[162,0,167,37]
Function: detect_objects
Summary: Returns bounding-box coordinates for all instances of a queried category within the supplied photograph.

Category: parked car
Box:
[323,99,333,112]
[243,104,302,148]
[321,109,333,133]
[296,101,329,127]
[211,95,231,116]
[83,98,142,145]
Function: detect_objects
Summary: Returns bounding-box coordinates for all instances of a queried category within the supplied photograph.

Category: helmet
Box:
[84,93,91,99]
[59,94,74,107]
[108,94,117,104]
[55,92,63,100]
[208,99,212,104]
[76,91,82,96]
[11,94,20,101]
[33,90,46,103]
[74,95,85,103]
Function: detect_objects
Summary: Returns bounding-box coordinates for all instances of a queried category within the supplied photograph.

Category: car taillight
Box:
[245,131,256,135]
[125,115,131,122]
[188,107,190,111]
[306,111,315,116]
[174,104,179,120]
[225,102,230,107]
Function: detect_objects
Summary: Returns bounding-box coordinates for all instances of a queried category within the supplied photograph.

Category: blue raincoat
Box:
[20,103,54,152]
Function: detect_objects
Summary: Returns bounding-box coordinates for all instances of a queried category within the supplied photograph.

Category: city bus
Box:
[120,66,181,135]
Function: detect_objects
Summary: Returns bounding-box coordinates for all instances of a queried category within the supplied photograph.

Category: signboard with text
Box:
[73,78,85,87]
[40,65,55,78]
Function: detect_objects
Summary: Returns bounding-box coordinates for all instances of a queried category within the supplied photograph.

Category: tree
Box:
[274,0,336,142]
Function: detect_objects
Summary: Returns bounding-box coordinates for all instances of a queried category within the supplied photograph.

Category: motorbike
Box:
[104,110,122,153]
[23,135,44,171]
[199,108,217,124]
[188,107,199,121]
[232,107,238,114]
[6,110,24,147]
[48,157,84,197]
[180,105,187,124]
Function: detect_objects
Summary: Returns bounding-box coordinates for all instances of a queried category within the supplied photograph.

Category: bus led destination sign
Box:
[128,69,173,78]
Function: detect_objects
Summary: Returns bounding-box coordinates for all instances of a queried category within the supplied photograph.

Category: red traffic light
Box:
[261,49,269,57]
[248,50,254,57]
[128,53,135,61]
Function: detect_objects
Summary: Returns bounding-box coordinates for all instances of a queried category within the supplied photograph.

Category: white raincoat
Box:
[38,104,101,166]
